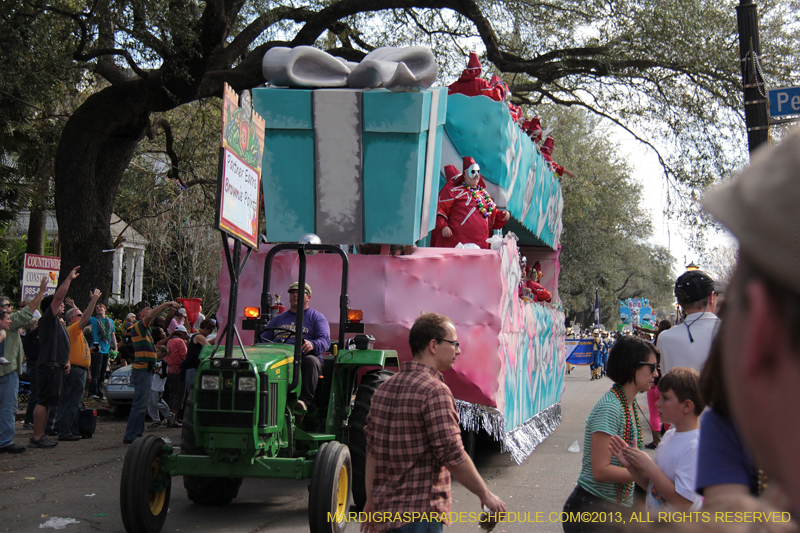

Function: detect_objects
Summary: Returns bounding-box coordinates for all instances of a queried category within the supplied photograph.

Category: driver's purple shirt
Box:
[259,308,331,359]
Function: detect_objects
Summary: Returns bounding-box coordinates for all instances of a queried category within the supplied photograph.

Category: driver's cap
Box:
[288,282,312,296]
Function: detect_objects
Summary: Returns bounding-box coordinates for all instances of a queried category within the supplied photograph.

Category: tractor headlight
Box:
[238,377,257,392]
[201,375,220,390]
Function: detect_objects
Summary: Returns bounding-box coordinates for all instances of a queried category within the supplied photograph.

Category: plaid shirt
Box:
[365,361,468,532]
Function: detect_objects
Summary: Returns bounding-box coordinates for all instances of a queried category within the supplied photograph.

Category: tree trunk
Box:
[26,150,53,255]
[54,81,151,309]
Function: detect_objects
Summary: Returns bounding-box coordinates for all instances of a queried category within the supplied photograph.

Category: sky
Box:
[614,134,739,278]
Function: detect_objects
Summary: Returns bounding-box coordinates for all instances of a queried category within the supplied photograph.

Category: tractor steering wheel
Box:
[259,326,297,345]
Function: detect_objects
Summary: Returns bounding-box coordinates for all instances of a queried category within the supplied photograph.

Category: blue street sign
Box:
[768,86,800,118]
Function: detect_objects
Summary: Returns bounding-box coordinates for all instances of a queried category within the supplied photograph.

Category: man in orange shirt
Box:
[54,289,100,441]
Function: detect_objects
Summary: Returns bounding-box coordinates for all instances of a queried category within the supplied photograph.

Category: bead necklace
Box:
[467,186,496,218]
[98,316,112,343]
[610,383,643,503]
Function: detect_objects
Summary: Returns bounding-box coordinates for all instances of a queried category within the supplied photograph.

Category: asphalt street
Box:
[0,366,652,533]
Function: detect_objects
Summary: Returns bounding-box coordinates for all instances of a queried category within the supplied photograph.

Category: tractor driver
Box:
[259,282,330,412]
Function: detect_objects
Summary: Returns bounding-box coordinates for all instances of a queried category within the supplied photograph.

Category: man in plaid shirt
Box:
[363,313,506,533]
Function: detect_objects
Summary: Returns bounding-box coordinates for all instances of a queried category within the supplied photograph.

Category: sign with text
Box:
[769,86,800,118]
[21,253,59,301]
[215,83,265,249]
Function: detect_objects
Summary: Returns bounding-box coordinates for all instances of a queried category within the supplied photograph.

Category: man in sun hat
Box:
[702,128,800,514]
[259,281,330,412]
[657,269,720,374]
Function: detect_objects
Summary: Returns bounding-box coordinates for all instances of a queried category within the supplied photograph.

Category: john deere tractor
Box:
[120,243,397,533]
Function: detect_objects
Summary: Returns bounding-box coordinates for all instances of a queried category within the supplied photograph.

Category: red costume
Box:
[448,51,503,100]
[524,261,552,302]
[523,116,543,143]
[431,157,509,249]
[541,136,568,177]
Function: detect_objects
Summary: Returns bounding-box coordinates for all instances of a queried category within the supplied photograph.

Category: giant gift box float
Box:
[220,49,566,462]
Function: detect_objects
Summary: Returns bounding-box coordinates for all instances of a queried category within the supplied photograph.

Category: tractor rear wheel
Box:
[349,368,394,511]
[308,441,351,533]
[180,398,243,505]
[120,435,171,533]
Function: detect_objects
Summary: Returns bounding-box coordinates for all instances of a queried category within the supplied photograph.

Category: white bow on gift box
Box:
[262,45,438,92]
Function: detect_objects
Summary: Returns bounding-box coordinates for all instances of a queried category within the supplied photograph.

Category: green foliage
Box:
[537,105,675,326]
[0,236,26,301]
[114,100,223,313]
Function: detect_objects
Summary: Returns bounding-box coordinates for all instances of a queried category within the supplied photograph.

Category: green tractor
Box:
[120,242,398,533]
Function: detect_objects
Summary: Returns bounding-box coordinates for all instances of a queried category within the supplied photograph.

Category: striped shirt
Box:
[577,389,643,507]
[365,361,468,532]
[126,317,156,372]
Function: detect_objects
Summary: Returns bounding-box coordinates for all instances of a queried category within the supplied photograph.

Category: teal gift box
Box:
[252,87,447,245]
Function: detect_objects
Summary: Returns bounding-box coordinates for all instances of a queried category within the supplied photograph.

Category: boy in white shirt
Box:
[610,367,704,511]
[147,346,173,428]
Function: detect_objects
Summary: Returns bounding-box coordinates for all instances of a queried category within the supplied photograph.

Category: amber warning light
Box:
[347,309,363,323]
[244,307,260,319]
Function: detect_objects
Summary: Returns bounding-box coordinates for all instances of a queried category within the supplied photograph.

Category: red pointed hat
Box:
[443,164,461,181]
[528,116,542,133]
[467,51,481,71]
[542,136,555,153]
[458,156,487,187]
[462,156,479,174]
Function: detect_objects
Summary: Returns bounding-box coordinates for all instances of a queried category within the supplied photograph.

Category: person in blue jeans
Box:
[123,300,179,444]
[1,277,48,453]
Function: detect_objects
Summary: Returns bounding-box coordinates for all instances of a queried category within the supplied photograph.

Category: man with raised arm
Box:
[54,289,101,442]
[30,267,80,448]
[123,299,180,444]
[0,276,48,453]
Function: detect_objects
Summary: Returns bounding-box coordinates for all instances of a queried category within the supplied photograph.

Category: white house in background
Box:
[9,211,148,304]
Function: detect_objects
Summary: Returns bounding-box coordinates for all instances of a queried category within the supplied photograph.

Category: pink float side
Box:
[218,244,505,409]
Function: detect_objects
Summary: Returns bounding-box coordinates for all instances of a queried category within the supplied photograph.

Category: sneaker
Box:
[0,443,26,453]
[45,429,58,437]
[123,438,135,444]
[0,357,10,366]
[22,423,33,430]
[170,420,183,428]
[28,436,58,448]
[58,434,81,442]
[149,422,162,429]
[295,400,308,412]
[644,441,657,450]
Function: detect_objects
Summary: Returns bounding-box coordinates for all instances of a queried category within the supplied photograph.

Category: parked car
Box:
[106,365,134,416]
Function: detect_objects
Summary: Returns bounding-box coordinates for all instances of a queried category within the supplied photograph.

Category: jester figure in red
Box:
[431,157,510,249]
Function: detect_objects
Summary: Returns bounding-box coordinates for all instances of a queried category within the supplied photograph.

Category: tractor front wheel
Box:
[120,435,171,533]
[308,441,352,533]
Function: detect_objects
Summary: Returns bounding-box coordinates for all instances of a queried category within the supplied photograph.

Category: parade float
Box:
[217,47,567,463]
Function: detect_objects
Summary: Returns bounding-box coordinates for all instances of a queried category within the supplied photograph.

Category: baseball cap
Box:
[675,270,716,303]
[288,282,312,296]
[177,308,187,316]
[703,128,800,295]
[174,325,188,333]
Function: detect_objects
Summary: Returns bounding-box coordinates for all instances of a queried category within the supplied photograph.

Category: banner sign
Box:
[21,253,59,301]
[565,338,594,365]
[215,83,265,249]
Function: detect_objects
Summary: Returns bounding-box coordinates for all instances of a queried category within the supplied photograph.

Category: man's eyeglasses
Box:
[638,362,657,372]
[437,338,460,349]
